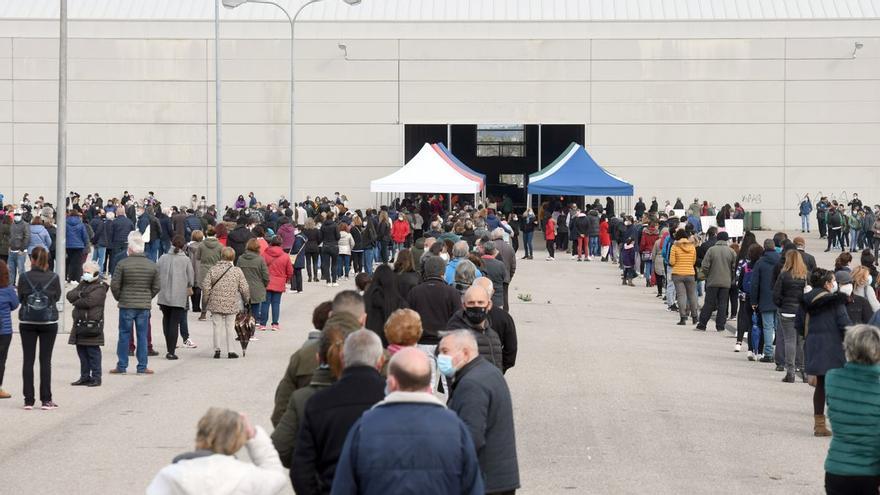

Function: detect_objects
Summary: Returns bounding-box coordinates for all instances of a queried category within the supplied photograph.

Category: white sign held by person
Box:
[671,209,686,219]
[726,219,744,239]
[700,216,718,233]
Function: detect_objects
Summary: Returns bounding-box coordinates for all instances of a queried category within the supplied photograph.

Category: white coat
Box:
[146,427,287,495]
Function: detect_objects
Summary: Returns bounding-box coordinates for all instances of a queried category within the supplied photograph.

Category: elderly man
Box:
[109,231,159,375]
[447,285,503,370]
[291,330,386,495]
[696,231,737,332]
[408,256,461,348]
[439,330,520,495]
[272,290,366,427]
[445,240,482,284]
[491,227,517,306]
[331,348,484,495]
[473,277,518,373]
[478,240,507,309]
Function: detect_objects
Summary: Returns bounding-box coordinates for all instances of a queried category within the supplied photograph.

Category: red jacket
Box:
[391,219,410,243]
[640,228,660,254]
[545,219,556,240]
[599,220,611,246]
[262,246,293,293]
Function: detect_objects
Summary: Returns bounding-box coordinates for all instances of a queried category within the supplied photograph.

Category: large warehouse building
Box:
[2,0,879,229]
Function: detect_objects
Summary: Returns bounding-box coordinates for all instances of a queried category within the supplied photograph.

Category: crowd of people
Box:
[3,189,880,493]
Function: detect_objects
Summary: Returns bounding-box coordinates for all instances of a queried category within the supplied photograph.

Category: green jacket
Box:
[196,237,223,288]
[236,250,270,304]
[825,362,880,476]
[271,339,319,427]
[700,243,737,288]
[110,253,159,309]
[271,367,334,468]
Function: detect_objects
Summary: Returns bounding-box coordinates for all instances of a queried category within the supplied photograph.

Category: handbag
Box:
[74,319,104,339]
[289,238,306,265]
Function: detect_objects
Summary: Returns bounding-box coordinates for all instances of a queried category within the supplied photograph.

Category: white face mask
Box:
[440,253,450,261]
[830,281,839,294]
[82,272,97,283]
[839,284,853,296]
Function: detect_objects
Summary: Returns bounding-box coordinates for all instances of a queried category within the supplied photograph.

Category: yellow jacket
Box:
[670,238,697,276]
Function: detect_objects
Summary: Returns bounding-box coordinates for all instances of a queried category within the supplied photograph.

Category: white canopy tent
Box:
[370,143,484,194]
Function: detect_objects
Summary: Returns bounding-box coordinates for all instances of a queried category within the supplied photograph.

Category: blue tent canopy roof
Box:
[528,142,633,196]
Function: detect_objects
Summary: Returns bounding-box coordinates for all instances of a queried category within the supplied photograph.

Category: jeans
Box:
[665,264,677,307]
[698,286,729,329]
[146,240,160,262]
[259,291,282,326]
[8,251,27,286]
[761,311,777,358]
[211,313,235,352]
[850,229,860,252]
[320,248,338,283]
[76,345,102,380]
[0,333,11,387]
[337,254,351,278]
[800,215,810,232]
[91,245,107,275]
[643,260,653,285]
[523,232,534,257]
[117,308,150,373]
[589,236,599,257]
[108,246,127,276]
[20,323,58,406]
[159,305,186,355]
[364,248,375,275]
[672,274,698,318]
[778,315,804,374]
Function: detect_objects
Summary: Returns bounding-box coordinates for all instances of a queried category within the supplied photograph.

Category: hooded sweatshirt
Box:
[262,245,293,293]
[669,238,697,276]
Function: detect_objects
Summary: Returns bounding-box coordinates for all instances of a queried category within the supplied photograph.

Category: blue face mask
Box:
[774,247,782,253]
[437,354,456,377]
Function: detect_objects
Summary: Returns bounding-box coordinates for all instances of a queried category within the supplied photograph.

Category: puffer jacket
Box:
[338,231,354,256]
[319,220,340,250]
[66,281,109,346]
[772,271,806,314]
[197,237,223,286]
[750,249,781,312]
[262,246,293,293]
[108,215,134,248]
[824,362,880,477]
[9,220,30,252]
[669,238,697,276]
[0,222,10,256]
[28,224,52,252]
[572,213,589,237]
[303,228,321,254]
[391,219,410,243]
[446,311,504,371]
[202,261,250,315]
[586,211,600,236]
[796,289,850,375]
[0,285,20,335]
[110,253,160,310]
[236,251,269,304]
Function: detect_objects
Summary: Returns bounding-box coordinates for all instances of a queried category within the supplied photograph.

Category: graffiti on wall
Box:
[739,193,762,205]
[793,190,850,206]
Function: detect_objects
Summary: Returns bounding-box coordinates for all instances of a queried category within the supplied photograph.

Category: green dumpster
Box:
[751,211,762,231]
[743,212,752,231]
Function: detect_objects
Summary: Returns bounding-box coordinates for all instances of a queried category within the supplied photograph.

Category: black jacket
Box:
[772,271,806,314]
[845,294,874,325]
[447,311,504,371]
[108,216,134,248]
[572,215,589,237]
[798,249,818,274]
[319,220,340,252]
[448,357,520,493]
[407,278,461,344]
[489,306,517,373]
[304,228,321,254]
[796,289,850,375]
[291,366,385,495]
[395,271,420,301]
[17,268,62,324]
[227,226,254,261]
[750,249,781,312]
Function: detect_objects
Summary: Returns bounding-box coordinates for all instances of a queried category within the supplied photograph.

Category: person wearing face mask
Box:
[796,268,852,437]
[439,330,520,495]
[851,266,880,313]
[7,210,30,286]
[445,285,504,371]
[750,239,781,363]
[66,262,108,387]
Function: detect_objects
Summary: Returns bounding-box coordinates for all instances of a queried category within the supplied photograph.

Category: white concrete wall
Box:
[2,18,879,229]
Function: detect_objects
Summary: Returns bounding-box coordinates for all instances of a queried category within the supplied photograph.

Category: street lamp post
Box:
[223,0,361,207]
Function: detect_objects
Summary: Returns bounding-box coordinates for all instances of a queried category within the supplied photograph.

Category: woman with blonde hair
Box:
[773,249,808,382]
[851,265,880,312]
[147,407,286,495]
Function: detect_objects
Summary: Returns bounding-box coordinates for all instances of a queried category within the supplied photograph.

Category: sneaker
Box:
[734,342,742,352]
[747,351,756,361]
[136,369,155,375]
[257,325,266,331]
[109,368,126,374]
[271,324,280,331]
[228,352,239,359]
[326,282,333,287]
[287,289,296,294]
[23,404,34,410]
[332,282,339,287]
[41,401,59,410]
[183,339,197,349]
[759,356,774,363]
[667,304,679,312]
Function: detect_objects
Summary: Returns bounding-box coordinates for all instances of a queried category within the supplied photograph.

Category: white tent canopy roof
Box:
[371,143,482,194]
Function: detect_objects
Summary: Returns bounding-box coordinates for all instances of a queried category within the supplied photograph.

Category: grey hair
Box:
[452,240,470,258]
[454,260,477,287]
[342,329,383,369]
[446,329,478,355]
[82,261,100,274]
[423,255,446,279]
[482,240,497,255]
[844,324,880,365]
[491,227,504,240]
[127,231,145,254]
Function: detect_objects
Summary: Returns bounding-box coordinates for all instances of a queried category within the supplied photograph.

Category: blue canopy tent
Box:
[528,142,633,196]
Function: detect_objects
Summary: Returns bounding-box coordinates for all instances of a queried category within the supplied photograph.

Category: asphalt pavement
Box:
[0,231,838,494]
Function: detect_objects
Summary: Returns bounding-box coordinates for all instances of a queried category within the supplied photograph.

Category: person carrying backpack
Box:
[17,246,62,410]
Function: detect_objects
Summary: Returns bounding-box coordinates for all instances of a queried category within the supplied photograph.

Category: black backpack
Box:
[20,273,58,323]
